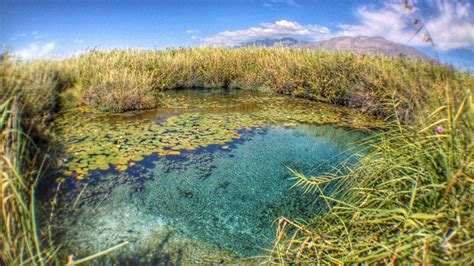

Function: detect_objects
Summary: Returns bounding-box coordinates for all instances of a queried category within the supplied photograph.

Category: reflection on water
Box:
[46,88,375,264]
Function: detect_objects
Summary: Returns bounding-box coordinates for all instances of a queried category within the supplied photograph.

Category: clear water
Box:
[48,89,372,263]
[141,125,360,255]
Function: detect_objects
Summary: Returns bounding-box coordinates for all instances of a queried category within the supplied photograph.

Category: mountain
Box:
[241,37,302,47]
[295,36,430,60]
[242,36,430,61]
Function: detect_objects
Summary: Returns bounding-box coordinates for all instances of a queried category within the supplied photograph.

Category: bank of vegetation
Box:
[1,47,472,264]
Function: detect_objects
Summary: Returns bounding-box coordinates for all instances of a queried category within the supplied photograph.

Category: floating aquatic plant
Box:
[54,90,383,180]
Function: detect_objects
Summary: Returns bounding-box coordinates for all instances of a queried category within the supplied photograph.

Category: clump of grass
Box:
[62,50,158,112]
[0,98,59,265]
[83,68,158,112]
[270,87,473,264]
[1,53,70,125]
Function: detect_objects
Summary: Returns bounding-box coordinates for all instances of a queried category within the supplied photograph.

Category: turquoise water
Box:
[142,125,360,256]
[55,124,365,262]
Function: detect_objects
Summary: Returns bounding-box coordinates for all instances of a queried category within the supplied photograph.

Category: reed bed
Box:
[56,47,471,121]
[270,87,473,264]
[1,53,124,265]
[0,98,59,265]
[1,53,61,265]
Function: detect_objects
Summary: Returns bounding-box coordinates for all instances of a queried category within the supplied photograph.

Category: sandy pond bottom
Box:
[46,89,375,264]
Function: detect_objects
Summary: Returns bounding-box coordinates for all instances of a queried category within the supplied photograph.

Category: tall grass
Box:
[270,86,473,264]
[57,47,471,121]
[1,54,61,265]
[0,98,60,265]
[0,53,70,127]
[1,53,129,265]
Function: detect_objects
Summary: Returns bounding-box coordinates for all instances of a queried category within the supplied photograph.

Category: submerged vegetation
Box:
[1,46,473,264]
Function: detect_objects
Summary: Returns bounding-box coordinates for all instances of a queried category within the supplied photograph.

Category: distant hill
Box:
[242,36,430,60]
[295,36,430,60]
[242,37,301,47]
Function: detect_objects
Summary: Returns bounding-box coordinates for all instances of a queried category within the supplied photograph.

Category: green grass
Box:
[270,87,472,264]
[5,47,471,118]
[1,47,473,264]
[61,47,470,119]
[0,98,59,265]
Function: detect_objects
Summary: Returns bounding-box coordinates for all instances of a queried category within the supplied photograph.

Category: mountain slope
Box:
[242,37,301,47]
[242,36,430,60]
[295,36,430,60]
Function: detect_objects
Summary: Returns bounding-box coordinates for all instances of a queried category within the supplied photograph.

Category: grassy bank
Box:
[61,47,470,122]
[4,47,471,120]
[1,47,473,264]
[270,87,473,264]
[1,53,64,264]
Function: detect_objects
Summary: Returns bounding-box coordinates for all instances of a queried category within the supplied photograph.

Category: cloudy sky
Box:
[1,0,473,70]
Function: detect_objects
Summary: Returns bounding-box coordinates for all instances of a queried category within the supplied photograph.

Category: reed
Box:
[1,53,126,265]
[54,47,471,121]
[1,53,62,264]
[270,86,473,264]
[0,97,60,265]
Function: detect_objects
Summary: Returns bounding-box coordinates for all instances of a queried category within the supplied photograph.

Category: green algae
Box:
[54,89,384,180]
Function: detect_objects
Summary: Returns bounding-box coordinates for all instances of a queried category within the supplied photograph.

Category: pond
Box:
[45,89,381,264]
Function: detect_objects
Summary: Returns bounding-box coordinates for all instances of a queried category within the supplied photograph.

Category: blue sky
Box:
[1,0,473,71]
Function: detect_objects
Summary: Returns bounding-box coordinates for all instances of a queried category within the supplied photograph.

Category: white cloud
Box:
[336,3,422,44]
[186,29,202,41]
[9,33,27,41]
[307,25,331,34]
[31,31,47,40]
[74,39,84,43]
[202,20,329,46]
[337,1,474,50]
[202,1,473,51]
[14,42,56,59]
[425,1,474,50]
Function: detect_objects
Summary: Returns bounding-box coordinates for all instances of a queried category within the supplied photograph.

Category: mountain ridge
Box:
[242,36,430,60]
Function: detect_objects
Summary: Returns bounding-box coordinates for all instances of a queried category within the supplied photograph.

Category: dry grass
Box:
[54,47,472,119]
[0,98,59,265]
